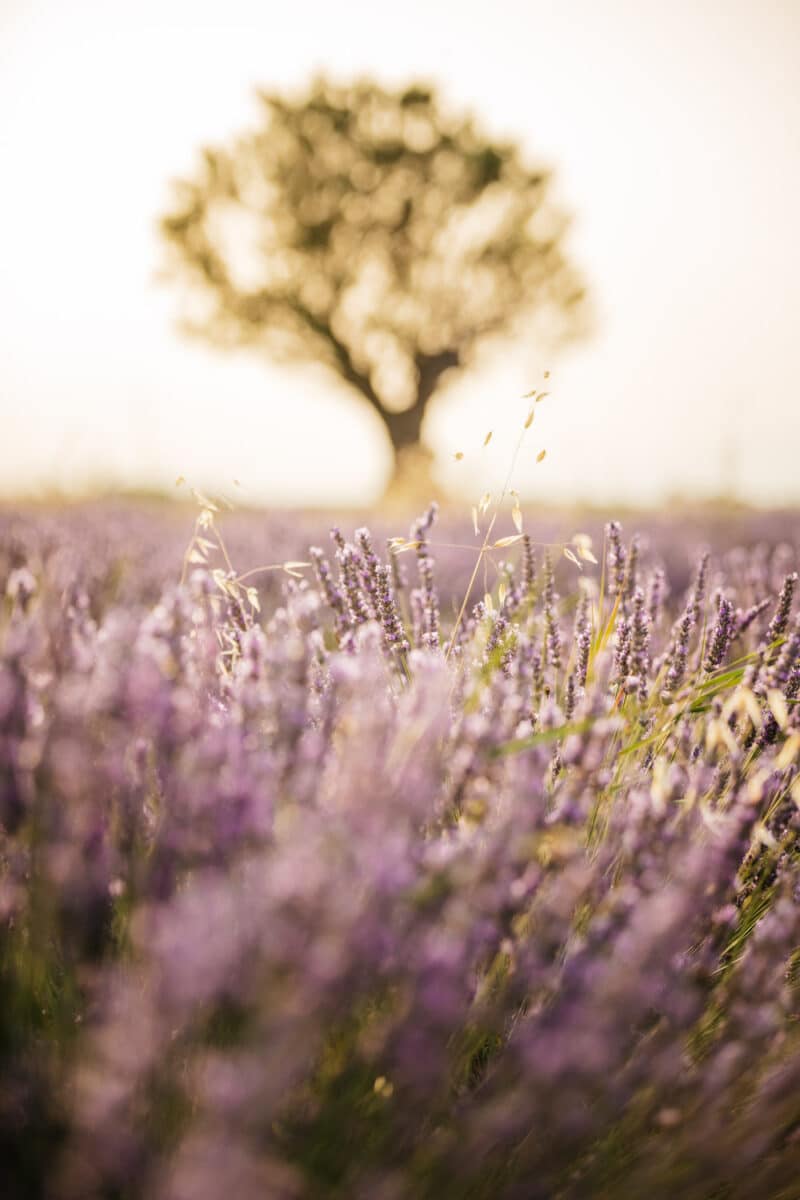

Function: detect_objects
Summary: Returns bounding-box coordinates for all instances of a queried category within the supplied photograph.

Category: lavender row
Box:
[1,504,799,1199]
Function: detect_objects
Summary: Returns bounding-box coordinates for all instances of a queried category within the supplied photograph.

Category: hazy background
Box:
[1,0,798,508]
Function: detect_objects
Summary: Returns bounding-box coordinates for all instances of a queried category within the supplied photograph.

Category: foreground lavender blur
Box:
[2,503,800,1199]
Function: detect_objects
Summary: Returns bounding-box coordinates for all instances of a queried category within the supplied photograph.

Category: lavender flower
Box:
[411,503,440,650]
[521,534,536,596]
[542,550,562,674]
[606,519,626,601]
[647,565,667,627]
[704,592,735,673]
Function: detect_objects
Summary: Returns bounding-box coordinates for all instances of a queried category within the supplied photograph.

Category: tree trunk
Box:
[382,401,426,455]
[378,349,460,507]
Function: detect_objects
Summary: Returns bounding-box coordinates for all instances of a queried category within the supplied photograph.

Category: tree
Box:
[159,77,588,491]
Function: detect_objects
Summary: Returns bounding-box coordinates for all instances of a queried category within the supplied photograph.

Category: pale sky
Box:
[1,0,799,507]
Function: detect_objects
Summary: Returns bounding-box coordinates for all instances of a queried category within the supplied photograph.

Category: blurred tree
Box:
[160,77,588,493]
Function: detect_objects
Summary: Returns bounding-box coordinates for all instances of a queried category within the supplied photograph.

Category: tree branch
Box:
[414,348,461,408]
[286,299,384,415]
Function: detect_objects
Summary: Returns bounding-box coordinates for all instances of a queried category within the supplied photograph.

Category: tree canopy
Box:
[160,77,588,483]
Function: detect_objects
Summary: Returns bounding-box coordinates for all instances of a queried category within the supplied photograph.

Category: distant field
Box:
[3,495,799,606]
[2,499,800,1199]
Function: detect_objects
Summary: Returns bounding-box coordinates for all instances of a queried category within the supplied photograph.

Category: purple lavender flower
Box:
[704,592,735,673]
[542,550,562,674]
[411,503,440,650]
[606,519,626,601]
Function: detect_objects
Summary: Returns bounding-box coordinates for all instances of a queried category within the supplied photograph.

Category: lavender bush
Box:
[1,500,800,1199]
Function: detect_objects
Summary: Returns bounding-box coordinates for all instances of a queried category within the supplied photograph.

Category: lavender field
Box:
[2,499,800,1199]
